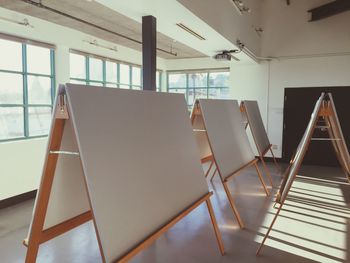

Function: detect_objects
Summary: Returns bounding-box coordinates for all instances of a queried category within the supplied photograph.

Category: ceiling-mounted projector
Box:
[214,50,240,61]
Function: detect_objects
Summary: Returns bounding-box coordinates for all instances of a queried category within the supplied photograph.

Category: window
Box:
[69,51,162,91]
[167,70,230,111]
[0,37,55,141]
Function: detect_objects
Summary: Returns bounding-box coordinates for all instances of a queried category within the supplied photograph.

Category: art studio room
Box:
[0,0,349,262]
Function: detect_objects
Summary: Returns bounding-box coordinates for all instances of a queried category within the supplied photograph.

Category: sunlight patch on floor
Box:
[255,177,349,263]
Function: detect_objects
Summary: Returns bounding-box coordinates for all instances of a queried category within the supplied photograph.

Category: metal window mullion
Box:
[86,56,90,85]
[206,72,209,98]
[117,63,120,88]
[186,73,190,106]
[50,49,56,104]
[158,71,161,91]
[22,44,29,137]
[102,60,106,87]
[129,65,132,89]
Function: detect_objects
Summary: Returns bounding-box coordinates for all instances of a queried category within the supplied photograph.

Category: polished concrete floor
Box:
[1,163,349,263]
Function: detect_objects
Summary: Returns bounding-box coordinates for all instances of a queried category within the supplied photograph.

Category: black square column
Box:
[142,15,157,91]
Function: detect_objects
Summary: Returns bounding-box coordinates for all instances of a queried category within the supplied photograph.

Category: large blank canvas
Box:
[65,84,209,262]
[199,99,255,180]
[243,100,271,154]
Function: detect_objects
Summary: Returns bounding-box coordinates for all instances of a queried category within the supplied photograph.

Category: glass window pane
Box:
[28,76,51,104]
[156,71,160,88]
[194,88,207,99]
[70,53,86,79]
[69,79,86,85]
[132,66,141,86]
[188,73,207,87]
[120,84,130,89]
[209,72,229,87]
[0,72,23,104]
[0,39,22,71]
[208,87,230,99]
[89,82,103,87]
[28,107,52,136]
[106,83,118,88]
[169,88,187,102]
[0,107,24,140]
[27,45,51,75]
[120,64,130,84]
[131,86,141,90]
[187,89,194,106]
[89,57,103,81]
[168,73,186,88]
[106,61,117,83]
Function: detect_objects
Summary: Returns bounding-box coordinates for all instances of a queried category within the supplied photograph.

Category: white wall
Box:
[228,0,350,158]
[267,56,350,157]
[0,7,167,200]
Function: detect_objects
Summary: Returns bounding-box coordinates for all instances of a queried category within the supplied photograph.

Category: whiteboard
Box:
[278,93,325,203]
[65,84,209,262]
[243,100,271,154]
[191,107,212,160]
[199,99,255,180]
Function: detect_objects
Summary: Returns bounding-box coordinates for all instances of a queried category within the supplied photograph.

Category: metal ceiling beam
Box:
[308,0,350,22]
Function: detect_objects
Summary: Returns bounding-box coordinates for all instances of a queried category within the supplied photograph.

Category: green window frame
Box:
[0,35,55,142]
[167,69,230,111]
[69,51,162,91]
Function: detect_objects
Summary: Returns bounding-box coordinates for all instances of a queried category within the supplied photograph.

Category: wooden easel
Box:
[191,100,270,229]
[257,93,350,255]
[24,86,225,263]
[240,101,279,187]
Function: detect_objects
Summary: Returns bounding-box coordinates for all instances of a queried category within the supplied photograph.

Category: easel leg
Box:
[210,168,217,182]
[223,182,244,229]
[25,118,66,263]
[25,242,40,263]
[254,163,270,196]
[256,201,284,255]
[260,157,274,188]
[206,198,225,255]
[270,148,280,172]
[205,160,214,178]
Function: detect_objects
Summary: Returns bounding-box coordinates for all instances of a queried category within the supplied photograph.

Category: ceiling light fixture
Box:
[0,16,34,28]
[83,39,118,52]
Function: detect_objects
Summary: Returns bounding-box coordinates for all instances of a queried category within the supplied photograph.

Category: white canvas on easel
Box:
[240,100,279,186]
[24,84,224,263]
[191,99,270,229]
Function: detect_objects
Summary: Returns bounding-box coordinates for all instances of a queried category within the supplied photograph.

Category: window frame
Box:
[0,35,55,142]
[69,50,162,91]
[167,68,230,111]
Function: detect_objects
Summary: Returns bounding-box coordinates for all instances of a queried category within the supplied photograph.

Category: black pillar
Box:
[142,15,157,91]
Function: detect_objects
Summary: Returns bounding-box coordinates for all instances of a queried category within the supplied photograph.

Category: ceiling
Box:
[0,0,207,59]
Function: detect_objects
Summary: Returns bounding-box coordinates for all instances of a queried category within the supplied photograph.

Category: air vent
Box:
[176,23,206,40]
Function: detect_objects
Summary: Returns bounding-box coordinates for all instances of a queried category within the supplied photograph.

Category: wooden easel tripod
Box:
[257,93,350,255]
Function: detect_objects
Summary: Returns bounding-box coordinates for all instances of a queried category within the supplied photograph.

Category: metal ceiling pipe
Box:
[20,0,178,56]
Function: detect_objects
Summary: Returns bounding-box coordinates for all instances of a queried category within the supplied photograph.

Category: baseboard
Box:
[0,190,37,210]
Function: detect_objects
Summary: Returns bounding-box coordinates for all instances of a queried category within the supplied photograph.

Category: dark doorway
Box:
[282,87,350,166]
